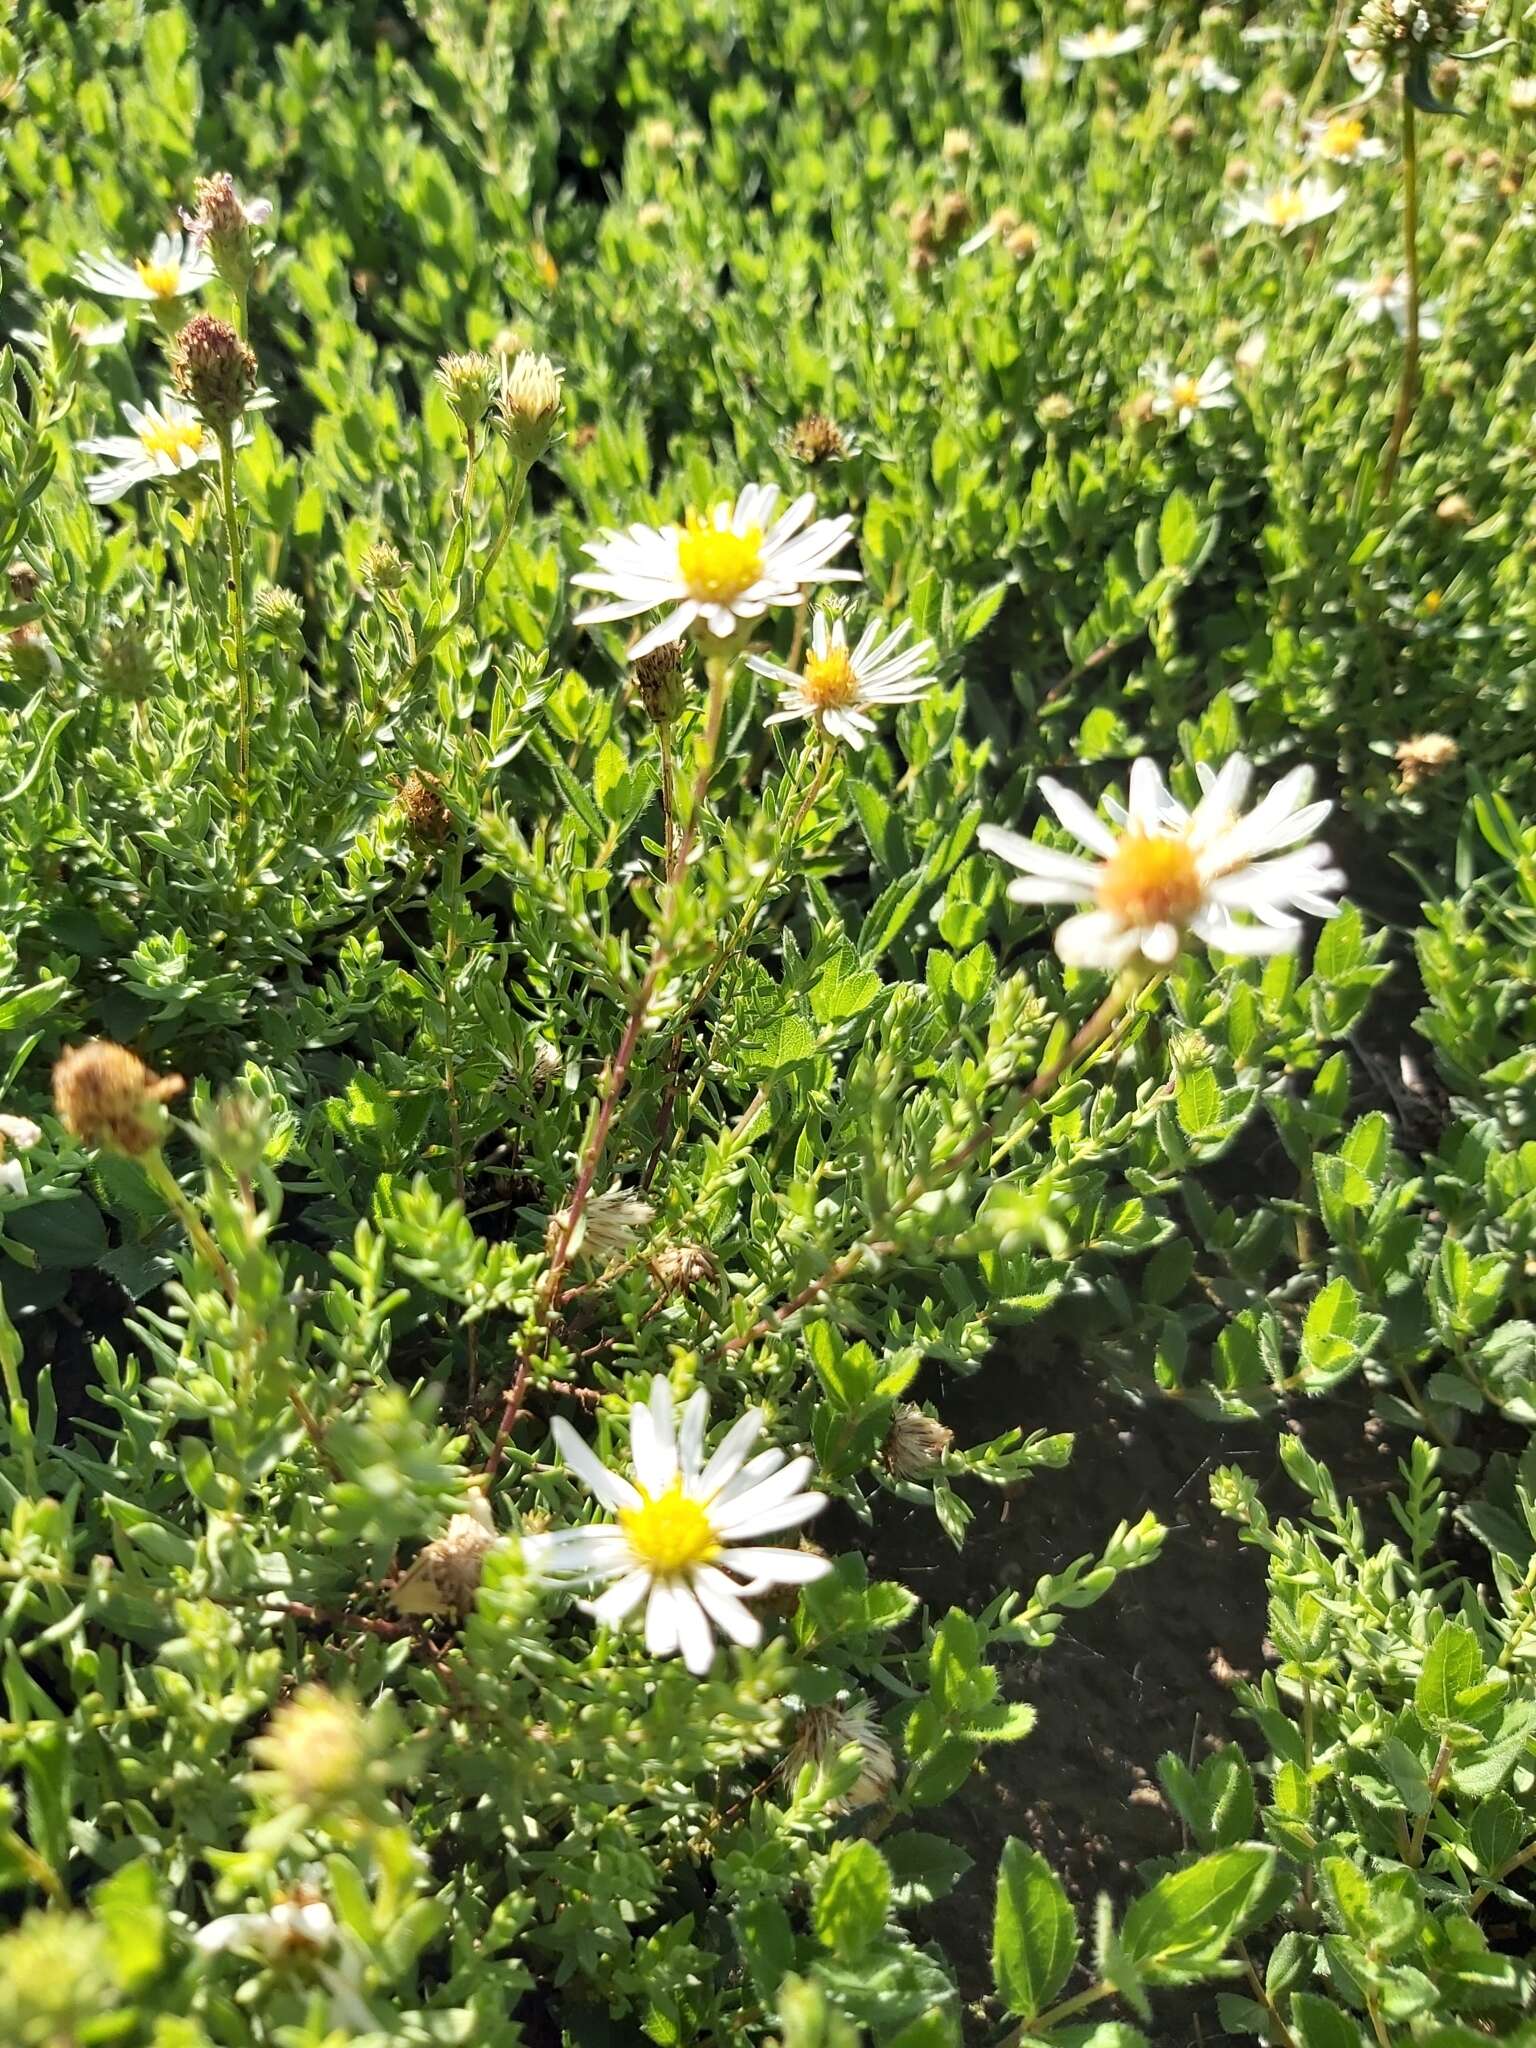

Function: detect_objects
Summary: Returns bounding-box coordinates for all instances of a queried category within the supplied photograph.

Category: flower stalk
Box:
[1380,91,1422,494]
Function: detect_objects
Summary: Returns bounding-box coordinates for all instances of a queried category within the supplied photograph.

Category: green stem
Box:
[438,837,479,1404]
[216,426,253,838]
[1380,91,1420,495]
[1406,1737,1452,1868]
[999,1981,1115,2043]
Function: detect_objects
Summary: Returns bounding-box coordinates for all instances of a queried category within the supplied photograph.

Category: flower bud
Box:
[182,172,273,296]
[436,350,499,435]
[883,1404,953,1479]
[97,621,160,701]
[631,640,690,725]
[168,313,258,431]
[253,584,304,643]
[359,540,408,595]
[1170,115,1199,153]
[53,1041,184,1156]
[497,350,564,462]
[249,1686,375,1820]
[2,624,57,684]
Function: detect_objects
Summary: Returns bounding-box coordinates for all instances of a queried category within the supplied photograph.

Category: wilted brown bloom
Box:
[1395,733,1460,790]
[883,1404,953,1479]
[396,770,452,845]
[389,1492,496,1619]
[632,640,690,724]
[648,1243,719,1296]
[169,314,258,430]
[787,1698,898,1811]
[7,559,39,603]
[788,412,849,465]
[53,1042,184,1156]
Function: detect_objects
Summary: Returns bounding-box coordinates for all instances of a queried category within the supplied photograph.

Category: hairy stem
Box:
[216,426,253,836]
[1381,91,1421,495]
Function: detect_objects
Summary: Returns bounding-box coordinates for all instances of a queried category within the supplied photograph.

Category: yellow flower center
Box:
[1321,117,1365,158]
[676,512,764,604]
[619,1481,719,1576]
[1263,191,1306,227]
[801,644,861,710]
[1170,375,1203,410]
[1098,833,1205,928]
[137,417,206,461]
[133,257,183,297]
[1423,588,1443,615]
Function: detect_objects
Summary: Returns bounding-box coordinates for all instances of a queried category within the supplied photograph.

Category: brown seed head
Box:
[788,411,849,465]
[396,770,452,845]
[632,640,690,725]
[648,1243,719,1296]
[7,559,39,603]
[1395,733,1460,790]
[53,1041,184,1155]
[883,1403,954,1479]
[169,313,258,430]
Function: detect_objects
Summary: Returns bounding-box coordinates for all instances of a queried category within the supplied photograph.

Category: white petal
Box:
[691,1565,764,1646]
[713,1494,828,1542]
[1037,778,1120,857]
[645,1581,680,1658]
[717,1545,834,1585]
[549,1417,642,1512]
[585,1567,653,1626]
[1054,910,1141,970]
[672,1580,719,1675]
[711,1456,818,1530]
[698,1410,765,1499]
[977,822,1100,885]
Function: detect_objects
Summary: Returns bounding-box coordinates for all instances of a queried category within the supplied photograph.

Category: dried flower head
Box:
[181,173,273,295]
[529,1040,563,1093]
[631,640,690,724]
[942,126,974,160]
[1435,491,1475,525]
[546,1185,656,1264]
[788,411,850,464]
[436,350,499,434]
[1005,222,1043,261]
[359,539,408,594]
[884,1404,954,1479]
[53,1041,184,1156]
[169,313,258,430]
[787,1697,898,1811]
[648,1242,719,1296]
[1038,391,1076,424]
[390,1490,497,1619]
[7,559,39,603]
[1170,114,1200,152]
[497,350,564,461]
[396,769,452,845]
[1395,732,1460,788]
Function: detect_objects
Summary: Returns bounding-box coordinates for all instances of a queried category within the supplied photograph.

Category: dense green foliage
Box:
[2,0,1536,2041]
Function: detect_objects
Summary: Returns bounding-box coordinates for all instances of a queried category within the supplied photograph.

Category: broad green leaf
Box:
[992,1840,1079,2019]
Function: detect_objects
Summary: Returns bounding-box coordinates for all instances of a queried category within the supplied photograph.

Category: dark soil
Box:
[868,1350,1413,2046]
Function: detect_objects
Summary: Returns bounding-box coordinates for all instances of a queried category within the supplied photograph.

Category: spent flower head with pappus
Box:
[168,312,259,431]
[52,1041,184,1156]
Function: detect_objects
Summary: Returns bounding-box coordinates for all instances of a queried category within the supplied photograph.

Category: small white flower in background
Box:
[1142,357,1236,430]
[1336,271,1444,339]
[1194,56,1242,93]
[1306,114,1388,166]
[547,1185,656,1265]
[747,612,937,751]
[79,394,253,504]
[0,1114,41,1199]
[74,230,215,305]
[389,1489,497,1619]
[572,484,859,660]
[525,1375,833,1677]
[1509,76,1536,113]
[787,1697,898,1811]
[1222,177,1344,236]
[12,314,127,353]
[1059,23,1148,61]
[195,1889,371,2030]
[978,756,1344,971]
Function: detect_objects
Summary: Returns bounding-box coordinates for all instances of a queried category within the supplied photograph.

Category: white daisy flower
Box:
[73,230,215,306]
[746,611,937,750]
[195,1890,371,2030]
[572,483,859,661]
[1143,357,1236,430]
[12,313,127,354]
[526,1375,834,1677]
[1306,114,1389,165]
[78,395,252,504]
[1194,56,1242,93]
[1059,24,1149,61]
[546,1184,656,1265]
[978,756,1344,971]
[1222,177,1345,237]
[0,1113,41,1200]
[1336,271,1444,339]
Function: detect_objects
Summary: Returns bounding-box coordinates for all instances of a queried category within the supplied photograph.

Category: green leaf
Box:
[1119,1846,1276,1983]
[1158,489,1199,569]
[992,1841,1079,2019]
[1415,1620,1484,1728]
[1290,1993,1367,2048]
[813,1840,892,1959]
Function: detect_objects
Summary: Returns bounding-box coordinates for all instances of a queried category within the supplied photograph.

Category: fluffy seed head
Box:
[389,1493,496,1619]
[788,1699,898,1811]
[7,559,39,602]
[169,313,258,430]
[884,1404,954,1479]
[1435,491,1475,525]
[1395,732,1460,788]
[52,1042,183,1156]
[436,350,499,433]
[648,1242,718,1296]
[497,350,563,460]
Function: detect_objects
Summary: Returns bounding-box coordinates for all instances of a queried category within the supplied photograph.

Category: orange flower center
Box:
[677,512,764,604]
[1098,834,1204,928]
[138,417,206,461]
[801,644,860,710]
[619,1481,719,1576]
[134,257,183,297]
